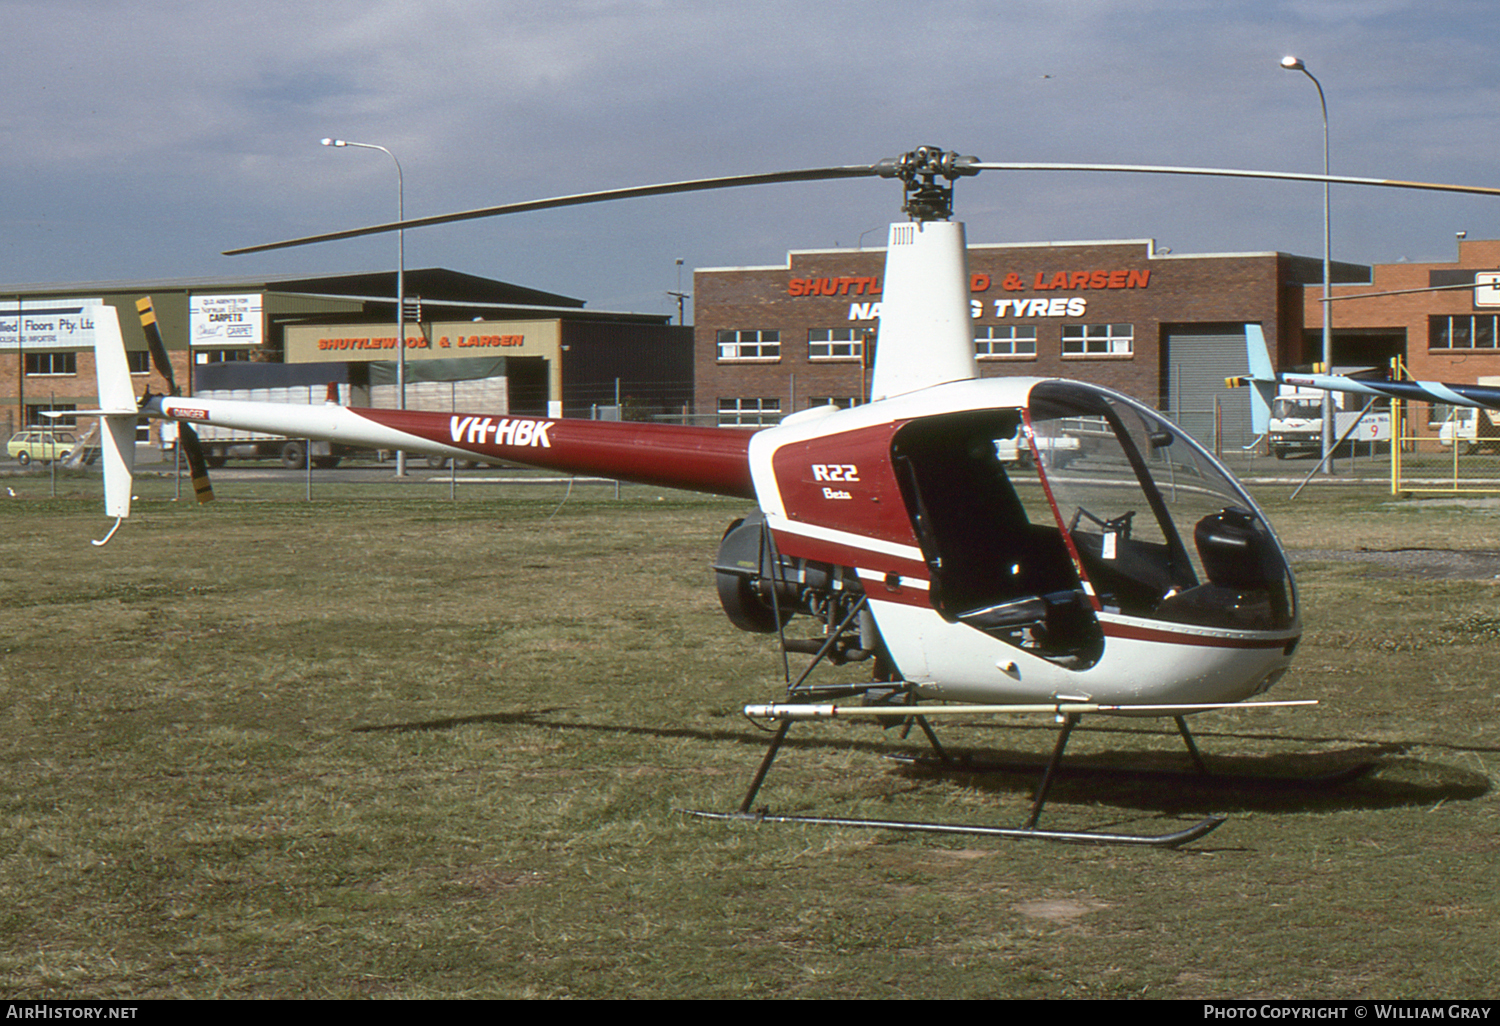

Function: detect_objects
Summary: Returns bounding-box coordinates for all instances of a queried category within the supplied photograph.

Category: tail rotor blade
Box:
[137,296,213,503]
[177,423,215,505]
[135,296,180,395]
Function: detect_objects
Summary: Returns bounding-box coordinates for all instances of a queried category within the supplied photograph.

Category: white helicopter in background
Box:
[73,146,1500,845]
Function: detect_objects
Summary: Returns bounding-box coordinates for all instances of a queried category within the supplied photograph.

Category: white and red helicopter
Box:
[76,147,1500,845]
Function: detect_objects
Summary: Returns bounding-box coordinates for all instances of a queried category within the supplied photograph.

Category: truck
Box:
[992,416,1110,469]
[175,359,516,468]
[178,362,365,468]
[1268,383,1391,459]
[1438,405,1500,454]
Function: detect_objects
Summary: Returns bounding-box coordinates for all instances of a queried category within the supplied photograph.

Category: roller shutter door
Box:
[1166,327,1253,451]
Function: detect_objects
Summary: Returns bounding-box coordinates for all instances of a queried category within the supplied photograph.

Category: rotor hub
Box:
[875,146,980,221]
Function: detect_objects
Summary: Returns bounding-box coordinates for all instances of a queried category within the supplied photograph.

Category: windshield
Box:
[1272,398,1321,420]
[1023,383,1295,632]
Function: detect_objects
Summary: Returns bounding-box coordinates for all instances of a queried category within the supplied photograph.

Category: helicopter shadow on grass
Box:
[351,709,1492,818]
[886,717,1494,817]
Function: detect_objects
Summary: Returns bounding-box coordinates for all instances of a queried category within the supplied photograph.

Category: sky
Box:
[3,0,1499,320]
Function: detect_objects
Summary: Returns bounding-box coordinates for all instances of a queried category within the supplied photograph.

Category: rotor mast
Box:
[868,147,982,401]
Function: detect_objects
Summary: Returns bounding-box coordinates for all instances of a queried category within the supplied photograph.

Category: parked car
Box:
[7,429,77,465]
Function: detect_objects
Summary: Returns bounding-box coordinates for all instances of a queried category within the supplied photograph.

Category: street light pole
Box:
[667,258,689,325]
[322,137,408,476]
[1281,56,1334,473]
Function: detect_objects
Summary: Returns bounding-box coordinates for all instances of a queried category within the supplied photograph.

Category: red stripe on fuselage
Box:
[1100,618,1298,650]
[771,530,928,580]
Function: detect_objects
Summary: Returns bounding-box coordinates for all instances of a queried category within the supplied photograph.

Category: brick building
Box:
[1302,237,1500,435]
[696,238,1364,448]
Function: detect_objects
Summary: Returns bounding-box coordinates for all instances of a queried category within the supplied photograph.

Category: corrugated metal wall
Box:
[1166,326,1253,451]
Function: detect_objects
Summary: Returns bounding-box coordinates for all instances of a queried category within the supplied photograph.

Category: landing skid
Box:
[684,808,1226,848]
[688,706,1238,848]
[697,593,1255,847]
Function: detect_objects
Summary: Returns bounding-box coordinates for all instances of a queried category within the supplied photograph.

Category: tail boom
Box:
[153,397,757,498]
[1276,373,1500,412]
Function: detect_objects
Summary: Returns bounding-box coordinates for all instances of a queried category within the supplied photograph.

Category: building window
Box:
[1062,323,1134,356]
[717,397,782,426]
[1431,315,1499,349]
[25,404,76,428]
[808,396,858,410]
[24,351,77,376]
[195,349,252,364]
[127,350,152,374]
[975,325,1038,358]
[808,328,863,361]
[717,329,780,362]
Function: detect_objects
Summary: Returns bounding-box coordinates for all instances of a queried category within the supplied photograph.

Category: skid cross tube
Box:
[911,714,949,762]
[1176,715,1210,775]
[738,718,792,814]
[737,592,879,812]
[702,697,1339,846]
[737,705,948,814]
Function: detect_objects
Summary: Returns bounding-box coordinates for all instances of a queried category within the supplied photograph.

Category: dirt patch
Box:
[1014,898,1108,923]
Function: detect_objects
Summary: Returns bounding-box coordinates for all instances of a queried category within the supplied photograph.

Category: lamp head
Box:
[1280,55,1305,71]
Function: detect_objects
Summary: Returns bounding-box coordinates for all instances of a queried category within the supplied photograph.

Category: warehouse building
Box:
[694,238,1368,449]
[1,269,690,448]
[14,237,1497,460]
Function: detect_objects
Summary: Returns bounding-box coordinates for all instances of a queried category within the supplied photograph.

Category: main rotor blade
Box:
[971,162,1500,198]
[225,164,881,255]
[227,155,1500,257]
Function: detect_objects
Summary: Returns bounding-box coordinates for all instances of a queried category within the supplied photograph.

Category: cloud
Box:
[3,0,1500,303]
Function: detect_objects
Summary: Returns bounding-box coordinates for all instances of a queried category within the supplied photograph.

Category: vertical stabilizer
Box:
[1242,324,1276,436]
[869,220,978,401]
[95,307,138,414]
[91,307,140,522]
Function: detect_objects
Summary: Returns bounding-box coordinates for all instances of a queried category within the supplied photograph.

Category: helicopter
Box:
[74,146,1500,846]
[1233,322,1500,435]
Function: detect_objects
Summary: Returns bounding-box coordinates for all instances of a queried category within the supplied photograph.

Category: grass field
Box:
[0,468,1497,999]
